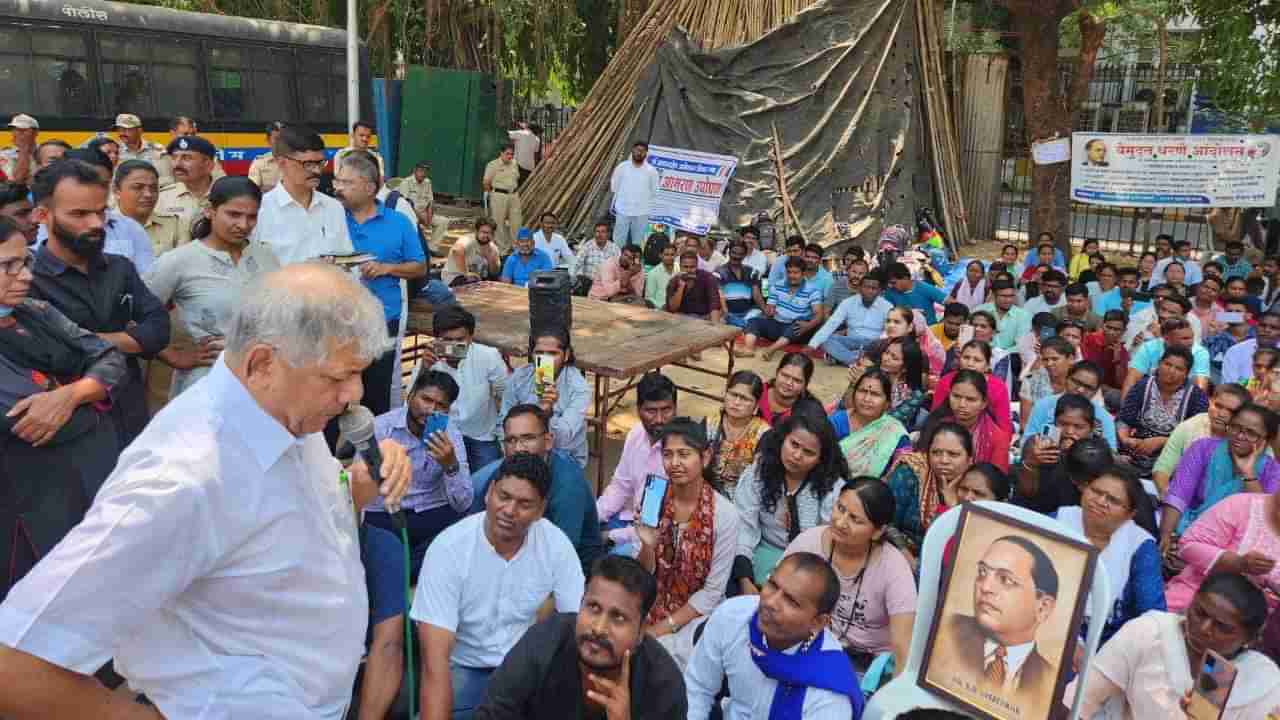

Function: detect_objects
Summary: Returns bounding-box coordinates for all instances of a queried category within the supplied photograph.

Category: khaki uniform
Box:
[334,146,385,177]
[247,152,281,191]
[154,151,225,189]
[398,174,451,255]
[142,211,190,257]
[156,182,209,235]
[483,158,522,254]
[118,141,168,170]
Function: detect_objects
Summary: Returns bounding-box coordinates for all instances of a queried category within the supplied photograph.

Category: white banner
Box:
[1071,132,1280,208]
[643,145,738,235]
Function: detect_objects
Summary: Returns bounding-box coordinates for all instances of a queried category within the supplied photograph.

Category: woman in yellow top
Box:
[1069,238,1101,280]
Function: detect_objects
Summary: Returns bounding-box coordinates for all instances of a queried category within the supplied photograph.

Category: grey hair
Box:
[225,264,389,366]
[338,150,381,189]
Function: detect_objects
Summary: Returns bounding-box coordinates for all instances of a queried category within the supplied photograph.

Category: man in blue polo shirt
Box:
[882,261,946,324]
[336,150,427,416]
[738,256,824,360]
[501,227,553,287]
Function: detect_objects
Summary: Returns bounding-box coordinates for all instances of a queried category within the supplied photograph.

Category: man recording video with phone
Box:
[424,307,509,471]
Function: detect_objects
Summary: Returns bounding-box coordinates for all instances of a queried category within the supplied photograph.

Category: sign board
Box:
[1032,137,1070,165]
[1071,132,1280,208]
[640,145,738,235]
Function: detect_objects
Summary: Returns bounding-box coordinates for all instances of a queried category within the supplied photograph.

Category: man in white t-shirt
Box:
[609,140,659,248]
[532,211,573,268]
[412,453,585,720]
[507,122,542,186]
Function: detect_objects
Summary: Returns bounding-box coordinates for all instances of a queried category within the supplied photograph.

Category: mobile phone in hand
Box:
[534,353,556,395]
[424,412,449,439]
[638,474,669,527]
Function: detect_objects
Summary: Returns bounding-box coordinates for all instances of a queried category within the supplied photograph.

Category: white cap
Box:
[7,114,38,130]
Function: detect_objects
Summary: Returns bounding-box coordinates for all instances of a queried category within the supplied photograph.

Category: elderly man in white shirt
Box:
[252,125,352,265]
[412,452,585,720]
[609,139,659,248]
[0,264,412,720]
[685,552,863,720]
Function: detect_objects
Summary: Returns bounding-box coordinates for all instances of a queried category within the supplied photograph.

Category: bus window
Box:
[330,55,347,126]
[298,73,332,124]
[0,28,34,112]
[30,30,92,117]
[100,34,153,115]
[252,48,295,122]
[208,45,249,120]
[150,39,201,119]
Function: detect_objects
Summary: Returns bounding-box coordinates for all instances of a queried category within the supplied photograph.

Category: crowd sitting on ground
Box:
[7,112,1280,720]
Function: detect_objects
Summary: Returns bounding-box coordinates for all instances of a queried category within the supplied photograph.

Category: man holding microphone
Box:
[0,263,412,719]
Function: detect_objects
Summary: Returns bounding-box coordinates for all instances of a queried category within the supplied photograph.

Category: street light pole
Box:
[346,0,359,132]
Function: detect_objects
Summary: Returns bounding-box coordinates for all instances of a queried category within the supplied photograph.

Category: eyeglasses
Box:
[503,433,544,449]
[285,155,326,172]
[1084,484,1130,511]
[1068,377,1099,395]
[1229,423,1266,443]
[0,253,33,276]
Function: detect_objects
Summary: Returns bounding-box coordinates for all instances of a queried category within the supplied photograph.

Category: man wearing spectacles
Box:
[469,403,604,574]
[250,124,353,265]
[931,535,1060,709]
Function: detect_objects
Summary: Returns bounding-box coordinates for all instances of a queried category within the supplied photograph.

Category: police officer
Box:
[156,135,217,233]
[398,160,451,256]
[247,121,285,192]
[333,119,385,177]
[114,113,167,172]
[483,144,521,255]
[1,114,38,184]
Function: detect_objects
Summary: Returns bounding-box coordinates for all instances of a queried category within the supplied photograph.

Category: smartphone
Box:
[432,340,469,361]
[533,353,556,395]
[424,412,449,439]
[1038,325,1057,342]
[1216,311,1245,325]
[638,474,669,527]
[1041,424,1061,445]
[1187,650,1237,720]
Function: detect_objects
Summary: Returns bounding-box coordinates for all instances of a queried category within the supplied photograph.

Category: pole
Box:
[948,0,958,45]
[346,0,359,132]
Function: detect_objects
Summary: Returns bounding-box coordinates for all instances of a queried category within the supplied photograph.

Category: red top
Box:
[930,371,1013,432]
[1082,330,1130,390]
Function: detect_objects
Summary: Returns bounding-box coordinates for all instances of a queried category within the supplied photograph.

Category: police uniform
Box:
[1,113,39,183]
[141,211,190,257]
[114,113,169,178]
[398,173,451,255]
[333,146,385,177]
[157,136,216,229]
[483,156,522,254]
[247,152,280,191]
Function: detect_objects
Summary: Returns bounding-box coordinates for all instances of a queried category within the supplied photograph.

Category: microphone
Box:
[338,405,406,531]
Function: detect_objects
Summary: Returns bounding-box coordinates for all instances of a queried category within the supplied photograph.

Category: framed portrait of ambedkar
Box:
[918,504,1098,720]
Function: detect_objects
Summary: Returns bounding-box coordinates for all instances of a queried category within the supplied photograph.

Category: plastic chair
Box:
[862,501,1112,720]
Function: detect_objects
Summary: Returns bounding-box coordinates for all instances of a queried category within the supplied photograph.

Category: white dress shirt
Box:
[1022,293,1064,318]
[431,343,508,441]
[410,513,584,668]
[744,249,769,277]
[533,229,574,267]
[0,358,367,719]
[253,184,353,265]
[609,159,660,216]
[984,638,1037,692]
[686,596,853,720]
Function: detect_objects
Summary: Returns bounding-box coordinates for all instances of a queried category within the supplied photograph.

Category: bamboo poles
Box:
[520,0,823,235]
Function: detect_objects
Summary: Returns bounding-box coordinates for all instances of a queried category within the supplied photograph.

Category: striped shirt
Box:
[769,280,822,323]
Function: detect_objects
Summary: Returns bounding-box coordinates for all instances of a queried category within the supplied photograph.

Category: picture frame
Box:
[918,504,1099,720]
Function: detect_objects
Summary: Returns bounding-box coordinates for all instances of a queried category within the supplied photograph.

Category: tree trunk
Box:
[1010,7,1072,260]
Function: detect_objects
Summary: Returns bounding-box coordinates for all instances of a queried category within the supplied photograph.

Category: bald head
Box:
[226,263,388,368]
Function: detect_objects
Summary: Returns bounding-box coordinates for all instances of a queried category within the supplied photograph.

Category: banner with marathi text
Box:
[644,145,738,235]
[1070,132,1280,208]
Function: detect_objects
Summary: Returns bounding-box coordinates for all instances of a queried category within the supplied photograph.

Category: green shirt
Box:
[645,264,676,309]
[973,303,1031,351]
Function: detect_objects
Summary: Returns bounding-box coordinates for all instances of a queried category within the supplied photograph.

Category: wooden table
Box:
[406,282,742,489]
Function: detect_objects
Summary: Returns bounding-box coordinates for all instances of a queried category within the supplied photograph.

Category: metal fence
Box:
[513,104,577,145]
[998,61,1214,252]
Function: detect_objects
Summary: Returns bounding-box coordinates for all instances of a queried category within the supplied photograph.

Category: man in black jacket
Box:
[476,556,686,720]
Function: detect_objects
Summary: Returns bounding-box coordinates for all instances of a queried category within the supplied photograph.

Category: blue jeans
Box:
[417,278,457,305]
[462,436,502,478]
[725,309,761,328]
[821,335,874,365]
[450,664,495,719]
[612,214,648,248]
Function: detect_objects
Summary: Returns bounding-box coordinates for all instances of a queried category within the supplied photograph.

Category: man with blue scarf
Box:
[685,552,864,720]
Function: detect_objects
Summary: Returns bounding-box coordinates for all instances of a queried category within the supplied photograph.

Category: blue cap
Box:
[516,228,532,240]
[166,135,216,158]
